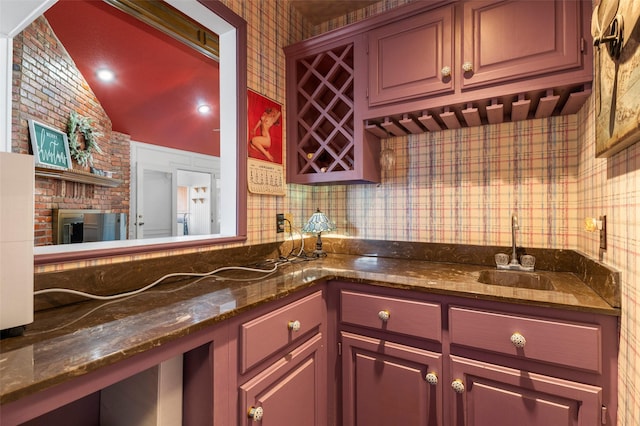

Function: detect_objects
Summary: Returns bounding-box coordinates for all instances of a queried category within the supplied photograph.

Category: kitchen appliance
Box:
[53,209,127,244]
[0,152,34,335]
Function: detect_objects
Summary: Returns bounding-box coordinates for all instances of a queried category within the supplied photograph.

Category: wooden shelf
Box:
[35,166,122,187]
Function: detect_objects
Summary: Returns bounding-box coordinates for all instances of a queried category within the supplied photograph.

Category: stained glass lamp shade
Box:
[301,208,336,257]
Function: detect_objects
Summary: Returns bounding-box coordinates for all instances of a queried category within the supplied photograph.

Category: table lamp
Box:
[301,208,336,257]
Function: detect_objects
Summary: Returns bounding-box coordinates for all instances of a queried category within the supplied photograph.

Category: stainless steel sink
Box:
[477,270,555,291]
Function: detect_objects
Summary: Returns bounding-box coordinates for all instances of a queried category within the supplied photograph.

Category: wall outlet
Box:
[599,215,607,250]
[276,213,285,233]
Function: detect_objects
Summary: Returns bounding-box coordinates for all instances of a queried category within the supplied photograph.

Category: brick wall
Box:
[12,17,130,246]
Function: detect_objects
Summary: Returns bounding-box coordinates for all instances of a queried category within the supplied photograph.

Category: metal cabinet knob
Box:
[441,66,451,77]
[288,320,301,332]
[425,372,438,385]
[248,406,264,421]
[462,61,473,72]
[451,379,465,393]
[510,332,526,348]
[378,310,390,321]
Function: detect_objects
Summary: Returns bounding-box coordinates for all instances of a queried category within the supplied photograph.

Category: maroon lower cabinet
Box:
[449,356,601,426]
[341,331,443,426]
[333,281,618,426]
[230,288,328,426]
[239,333,326,426]
[4,281,617,426]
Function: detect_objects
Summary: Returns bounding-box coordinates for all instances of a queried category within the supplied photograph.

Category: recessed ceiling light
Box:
[96,68,115,82]
[197,104,211,114]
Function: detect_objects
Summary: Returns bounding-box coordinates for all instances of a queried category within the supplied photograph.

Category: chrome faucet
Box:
[510,213,519,266]
[495,212,535,271]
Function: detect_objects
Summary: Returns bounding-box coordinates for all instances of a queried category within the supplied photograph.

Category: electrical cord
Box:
[33,221,317,302]
[33,263,282,301]
[27,274,214,336]
[282,218,306,258]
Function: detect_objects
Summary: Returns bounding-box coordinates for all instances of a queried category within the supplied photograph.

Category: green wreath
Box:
[67,111,103,167]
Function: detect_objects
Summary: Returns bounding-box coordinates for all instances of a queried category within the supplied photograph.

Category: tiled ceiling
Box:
[291,0,379,25]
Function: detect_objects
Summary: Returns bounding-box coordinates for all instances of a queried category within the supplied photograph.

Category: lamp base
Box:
[311,233,327,257]
[311,249,328,258]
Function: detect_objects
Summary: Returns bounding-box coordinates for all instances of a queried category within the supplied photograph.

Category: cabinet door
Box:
[461,0,583,90]
[449,356,602,426]
[342,331,442,426]
[368,5,454,106]
[239,333,326,426]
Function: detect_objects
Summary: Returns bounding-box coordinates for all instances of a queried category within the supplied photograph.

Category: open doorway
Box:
[177,170,218,236]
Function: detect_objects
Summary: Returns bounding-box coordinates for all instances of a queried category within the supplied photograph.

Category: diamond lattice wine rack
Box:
[296,43,354,174]
[286,36,380,184]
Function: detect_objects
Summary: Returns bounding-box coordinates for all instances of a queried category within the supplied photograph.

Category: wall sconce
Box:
[301,208,336,257]
[584,215,607,250]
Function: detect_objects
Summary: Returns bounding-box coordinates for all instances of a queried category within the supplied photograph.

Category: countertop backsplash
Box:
[33,238,620,312]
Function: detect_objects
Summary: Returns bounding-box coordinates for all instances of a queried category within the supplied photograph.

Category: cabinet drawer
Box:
[449,307,601,372]
[240,291,324,373]
[340,290,441,342]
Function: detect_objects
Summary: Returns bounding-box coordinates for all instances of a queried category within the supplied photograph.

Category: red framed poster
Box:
[247,90,282,164]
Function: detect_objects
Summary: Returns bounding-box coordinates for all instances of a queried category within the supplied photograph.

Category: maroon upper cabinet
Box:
[285,0,592,184]
[285,35,380,185]
[460,0,584,90]
[367,5,455,107]
[362,0,592,126]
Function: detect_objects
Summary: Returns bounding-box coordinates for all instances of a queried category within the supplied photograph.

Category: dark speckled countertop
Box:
[0,253,620,405]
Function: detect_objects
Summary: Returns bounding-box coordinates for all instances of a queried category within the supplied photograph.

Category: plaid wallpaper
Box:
[307,1,639,424]
[312,117,579,249]
[577,96,640,424]
[31,1,638,423]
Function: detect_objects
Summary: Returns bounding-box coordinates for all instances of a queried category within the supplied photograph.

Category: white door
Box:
[136,166,174,239]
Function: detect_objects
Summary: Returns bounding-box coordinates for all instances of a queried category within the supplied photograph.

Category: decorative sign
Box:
[593,0,640,157]
[248,159,286,196]
[28,120,72,169]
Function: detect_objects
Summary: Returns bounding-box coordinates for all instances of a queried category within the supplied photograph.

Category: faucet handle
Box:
[495,253,510,266]
[512,213,519,229]
[521,255,535,269]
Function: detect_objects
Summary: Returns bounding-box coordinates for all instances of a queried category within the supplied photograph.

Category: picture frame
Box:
[594,0,640,157]
[247,90,283,165]
[28,119,72,169]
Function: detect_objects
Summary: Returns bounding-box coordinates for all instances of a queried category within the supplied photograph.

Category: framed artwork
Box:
[27,120,72,169]
[247,90,283,165]
[593,0,640,157]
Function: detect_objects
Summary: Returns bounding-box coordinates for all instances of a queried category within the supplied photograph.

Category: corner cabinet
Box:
[285,34,380,184]
[339,290,444,425]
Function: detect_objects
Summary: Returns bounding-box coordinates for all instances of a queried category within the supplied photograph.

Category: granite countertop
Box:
[0,254,619,405]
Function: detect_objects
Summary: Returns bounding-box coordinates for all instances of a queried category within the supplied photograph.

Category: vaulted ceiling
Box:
[44,0,220,156]
[42,1,377,156]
